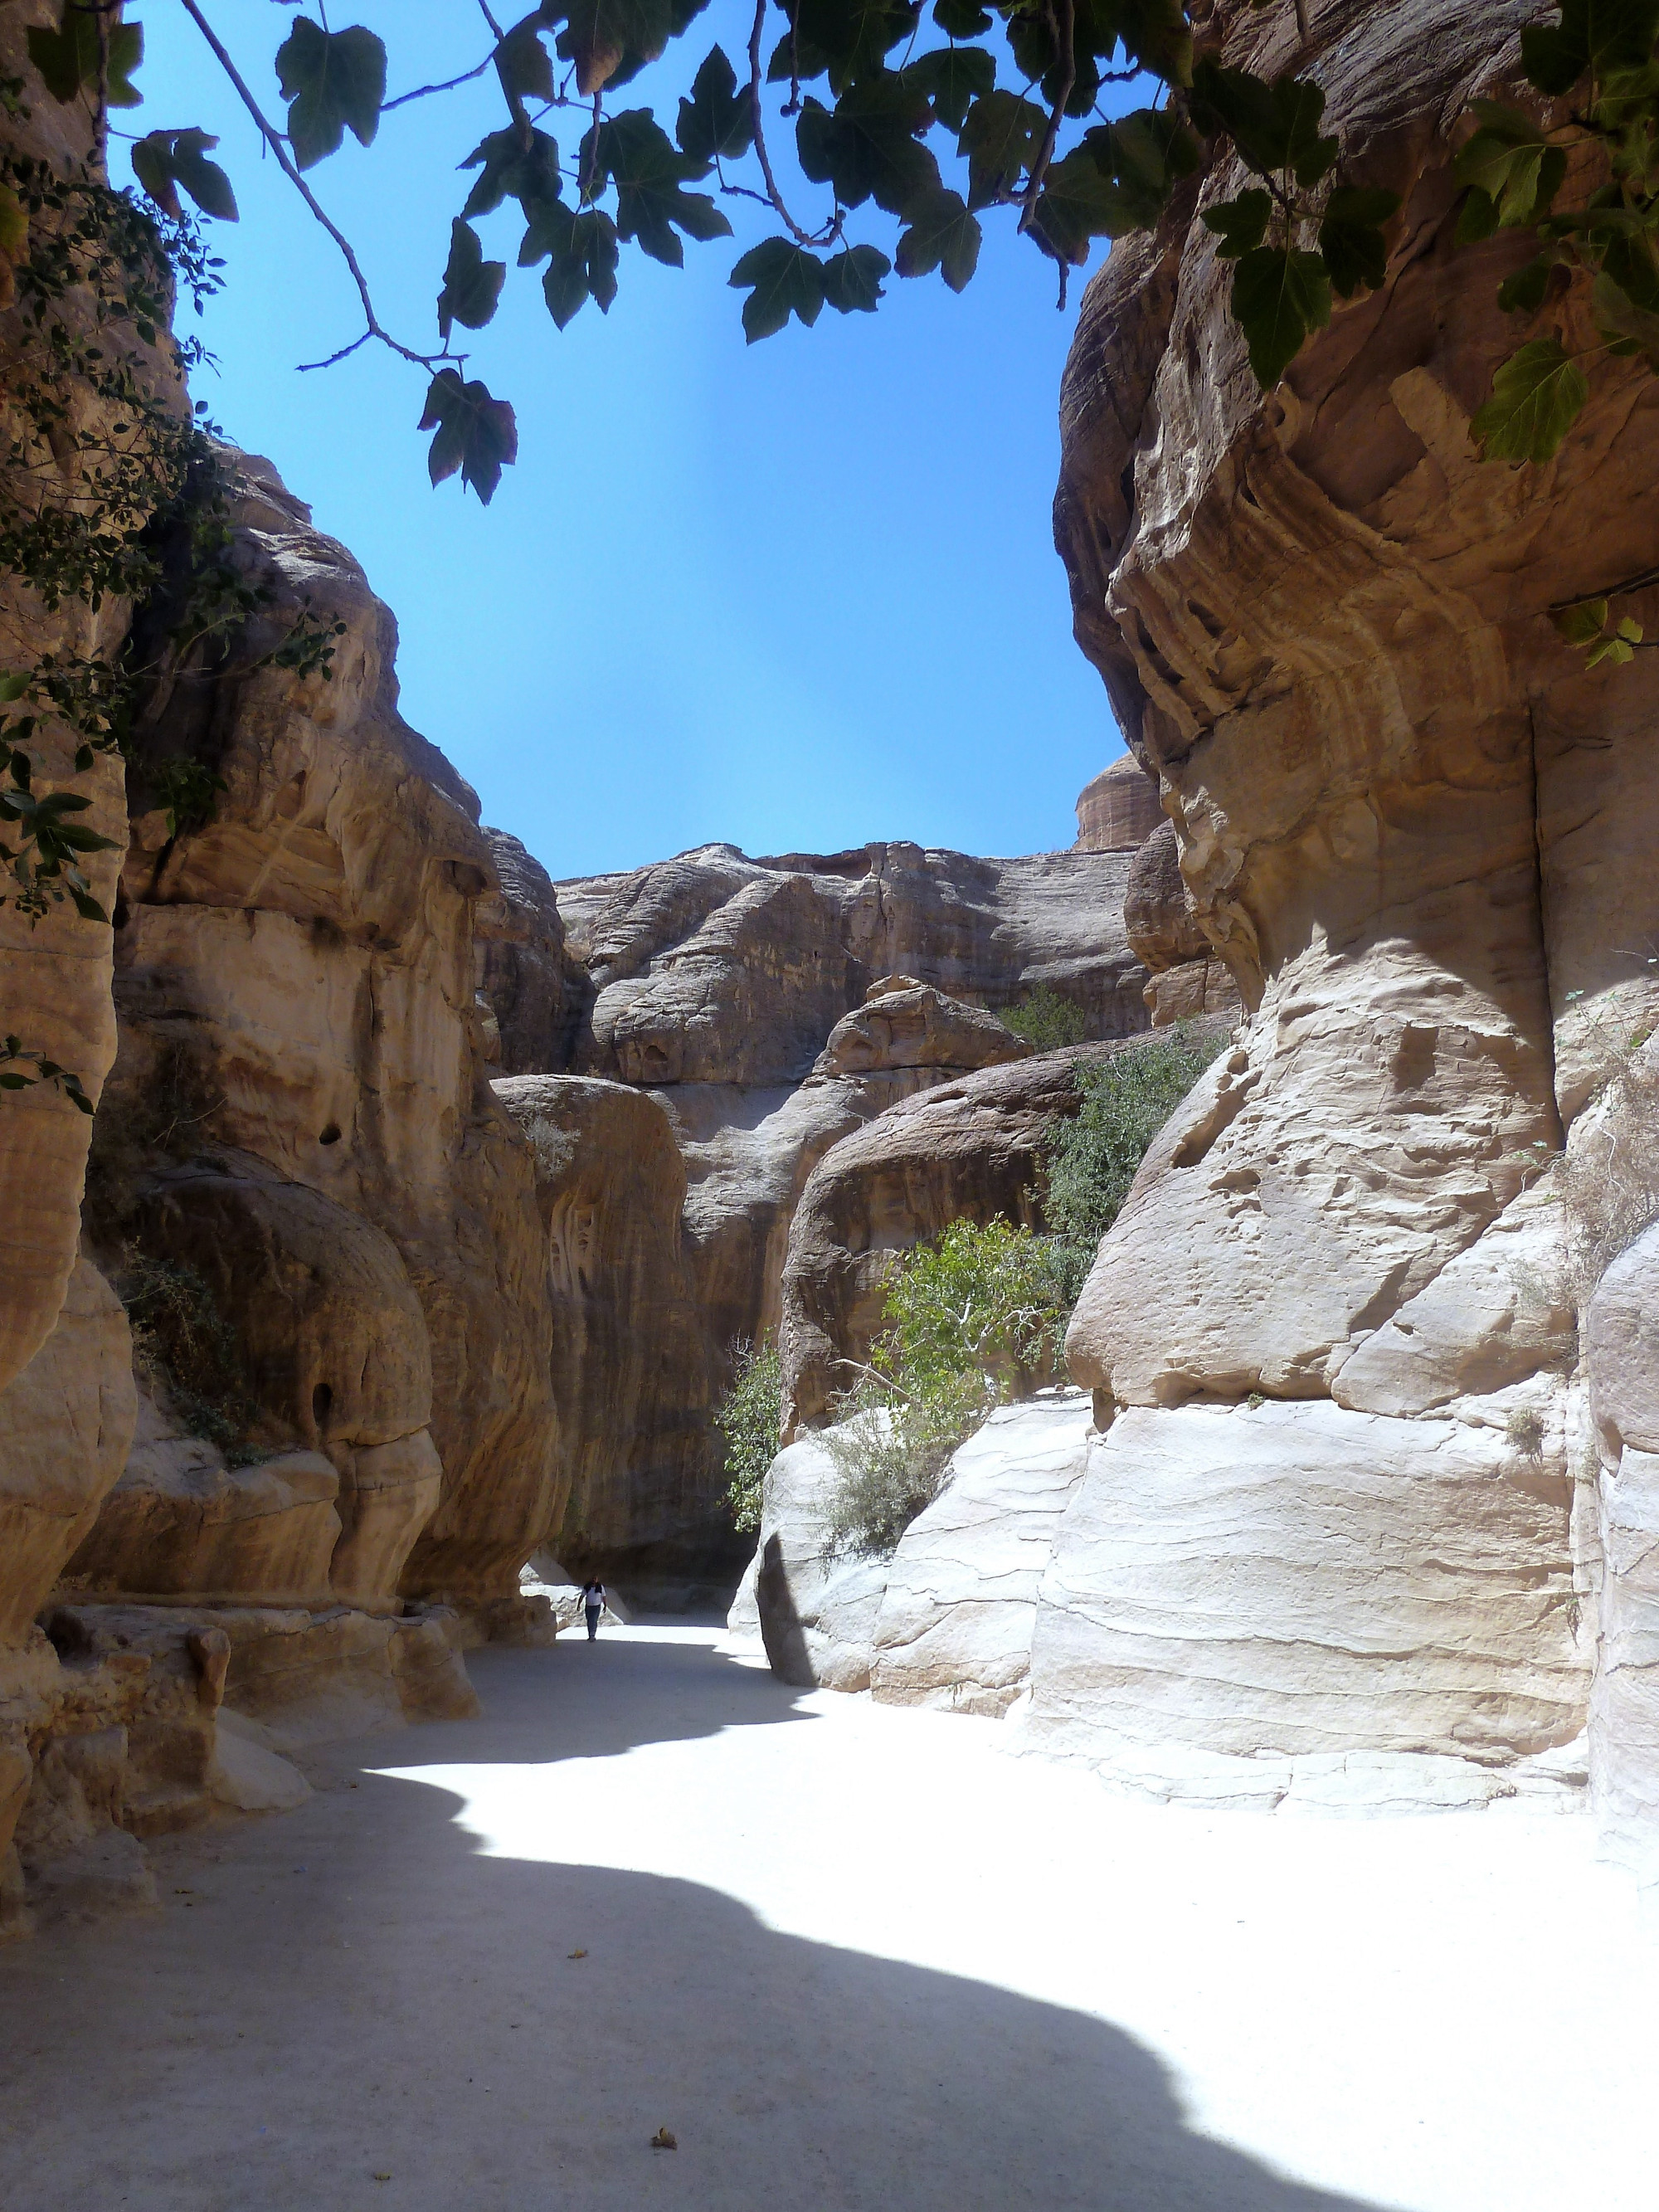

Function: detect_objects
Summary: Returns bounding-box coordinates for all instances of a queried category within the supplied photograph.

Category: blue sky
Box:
[125,2,1128,879]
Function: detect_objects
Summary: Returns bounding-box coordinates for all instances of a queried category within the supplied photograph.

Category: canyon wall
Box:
[0,421,561,1933]
[483,835,1161,1601]
[1044,0,1657,1832]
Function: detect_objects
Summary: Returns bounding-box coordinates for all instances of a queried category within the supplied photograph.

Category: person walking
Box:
[581,1580,606,1641]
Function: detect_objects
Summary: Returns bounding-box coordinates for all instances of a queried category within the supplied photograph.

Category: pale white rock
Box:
[1024,1401,1585,1770]
[1334,1183,1574,1417]
[737,1425,889,1692]
[1067,944,1556,1411]
[1584,1219,1659,1463]
[209,1708,313,1814]
[870,1394,1092,1716]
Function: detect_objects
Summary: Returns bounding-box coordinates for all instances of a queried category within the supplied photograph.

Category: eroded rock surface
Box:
[1047,0,1650,1815]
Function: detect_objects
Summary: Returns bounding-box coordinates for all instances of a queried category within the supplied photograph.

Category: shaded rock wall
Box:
[1048,0,1657,1826]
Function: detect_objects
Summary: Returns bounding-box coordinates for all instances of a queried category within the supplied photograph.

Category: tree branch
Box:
[745,0,839,249]
[1019,0,1075,232]
[176,0,448,375]
[382,55,497,114]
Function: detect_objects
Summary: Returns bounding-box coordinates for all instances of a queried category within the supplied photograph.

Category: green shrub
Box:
[717,1335,783,1533]
[1000,985,1089,1052]
[119,1251,255,1455]
[824,1220,1071,1557]
[1043,1026,1228,1298]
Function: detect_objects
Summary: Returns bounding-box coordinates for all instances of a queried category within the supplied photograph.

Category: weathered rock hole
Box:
[319,1123,342,1146]
[312,1381,333,1435]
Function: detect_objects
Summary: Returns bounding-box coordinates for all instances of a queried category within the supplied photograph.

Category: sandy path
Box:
[1,1625,1653,2211]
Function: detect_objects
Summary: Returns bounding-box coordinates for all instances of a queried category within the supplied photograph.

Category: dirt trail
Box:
[1,1626,1652,2211]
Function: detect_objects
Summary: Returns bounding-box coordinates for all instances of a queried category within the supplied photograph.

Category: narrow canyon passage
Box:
[1,1632,1653,2212]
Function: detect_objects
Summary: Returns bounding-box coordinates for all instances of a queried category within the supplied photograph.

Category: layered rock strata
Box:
[1073,753,1164,853]
[1048,0,1653,1825]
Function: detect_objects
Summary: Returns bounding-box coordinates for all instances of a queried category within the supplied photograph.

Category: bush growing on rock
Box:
[1001,987,1089,1053]
[825,1220,1070,1557]
[1043,1027,1228,1298]
[717,1336,784,1534]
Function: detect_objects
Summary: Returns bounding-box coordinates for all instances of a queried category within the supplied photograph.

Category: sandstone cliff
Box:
[1,435,559,1933]
[482,837,1157,1600]
[1045,0,1656,1834]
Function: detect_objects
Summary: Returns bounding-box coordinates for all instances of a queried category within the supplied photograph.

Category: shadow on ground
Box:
[0,1637,1392,2212]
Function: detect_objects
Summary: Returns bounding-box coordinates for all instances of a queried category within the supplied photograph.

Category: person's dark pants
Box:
[585,1605,601,1641]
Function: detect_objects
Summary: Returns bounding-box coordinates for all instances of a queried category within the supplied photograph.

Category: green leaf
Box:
[596,110,730,266]
[1189,61,1337,184]
[1554,596,1610,645]
[461,125,562,218]
[106,17,143,109]
[418,370,519,504]
[1107,0,1194,86]
[823,242,893,310]
[677,45,755,161]
[794,0,922,96]
[437,219,506,339]
[1592,265,1659,358]
[1230,244,1331,387]
[728,236,825,340]
[903,45,995,132]
[275,18,387,170]
[1031,146,1145,262]
[132,129,239,223]
[796,76,938,216]
[526,204,620,324]
[1454,113,1567,227]
[1471,336,1589,461]
[933,0,991,31]
[1316,183,1399,295]
[956,88,1047,208]
[1456,186,1501,244]
[1521,0,1659,97]
[0,674,30,704]
[496,16,557,102]
[557,0,675,97]
[1202,188,1271,259]
[894,186,981,286]
[1497,254,1553,314]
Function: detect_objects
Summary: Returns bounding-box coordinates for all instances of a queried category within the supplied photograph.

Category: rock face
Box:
[483,839,1156,1598]
[95,451,560,1624]
[474,828,581,1076]
[0,431,558,1927]
[1584,1223,1659,1877]
[1048,0,1655,1821]
[494,982,1042,1603]
[1074,754,1163,853]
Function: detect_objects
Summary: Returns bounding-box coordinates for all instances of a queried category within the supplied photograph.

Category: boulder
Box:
[1074,755,1163,854]
[735,1392,1094,1716]
[810,982,1028,1079]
